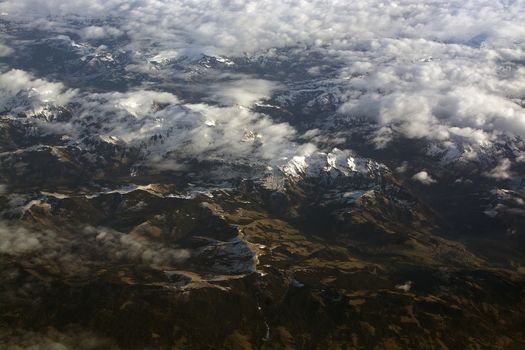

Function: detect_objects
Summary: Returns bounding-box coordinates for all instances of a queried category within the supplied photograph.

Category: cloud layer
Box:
[0,68,310,167]
[336,38,525,147]
[2,0,524,56]
[0,0,524,165]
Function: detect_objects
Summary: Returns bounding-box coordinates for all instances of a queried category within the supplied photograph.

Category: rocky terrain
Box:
[1,102,524,348]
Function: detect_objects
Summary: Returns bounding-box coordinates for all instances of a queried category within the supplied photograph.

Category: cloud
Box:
[124,102,308,166]
[112,90,179,117]
[0,69,76,113]
[0,222,43,254]
[206,77,280,106]
[0,328,119,350]
[484,158,513,180]
[0,68,311,170]
[0,220,191,274]
[80,25,123,40]
[85,226,191,266]
[1,0,523,56]
[0,0,524,166]
[412,171,436,185]
[337,42,525,147]
[10,83,312,168]
[0,42,13,57]
[395,161,409,174]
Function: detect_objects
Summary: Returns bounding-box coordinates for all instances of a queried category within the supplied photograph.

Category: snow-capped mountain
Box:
[1,3,525,349]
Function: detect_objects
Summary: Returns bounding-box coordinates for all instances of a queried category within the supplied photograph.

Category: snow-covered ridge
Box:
[279,148,387,179]
[425,134,525,166]
[261,148,388,190]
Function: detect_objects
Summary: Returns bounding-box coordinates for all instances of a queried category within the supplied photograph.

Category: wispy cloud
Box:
[0,221,190,274]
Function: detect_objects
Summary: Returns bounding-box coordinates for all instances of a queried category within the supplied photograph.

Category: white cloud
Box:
[113,90,179,117]
[0,69,310,169]
[337,44,525,147]
[1,0,523,56]
[0,69,76,113]
[105,100,305,165]
[80,25,123,40]
[485,158,513,180]
[206,77,280,106]
[15,85,311,168]
[0,0,524,164]
[0,42,13,57]
[412,171,436,185]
